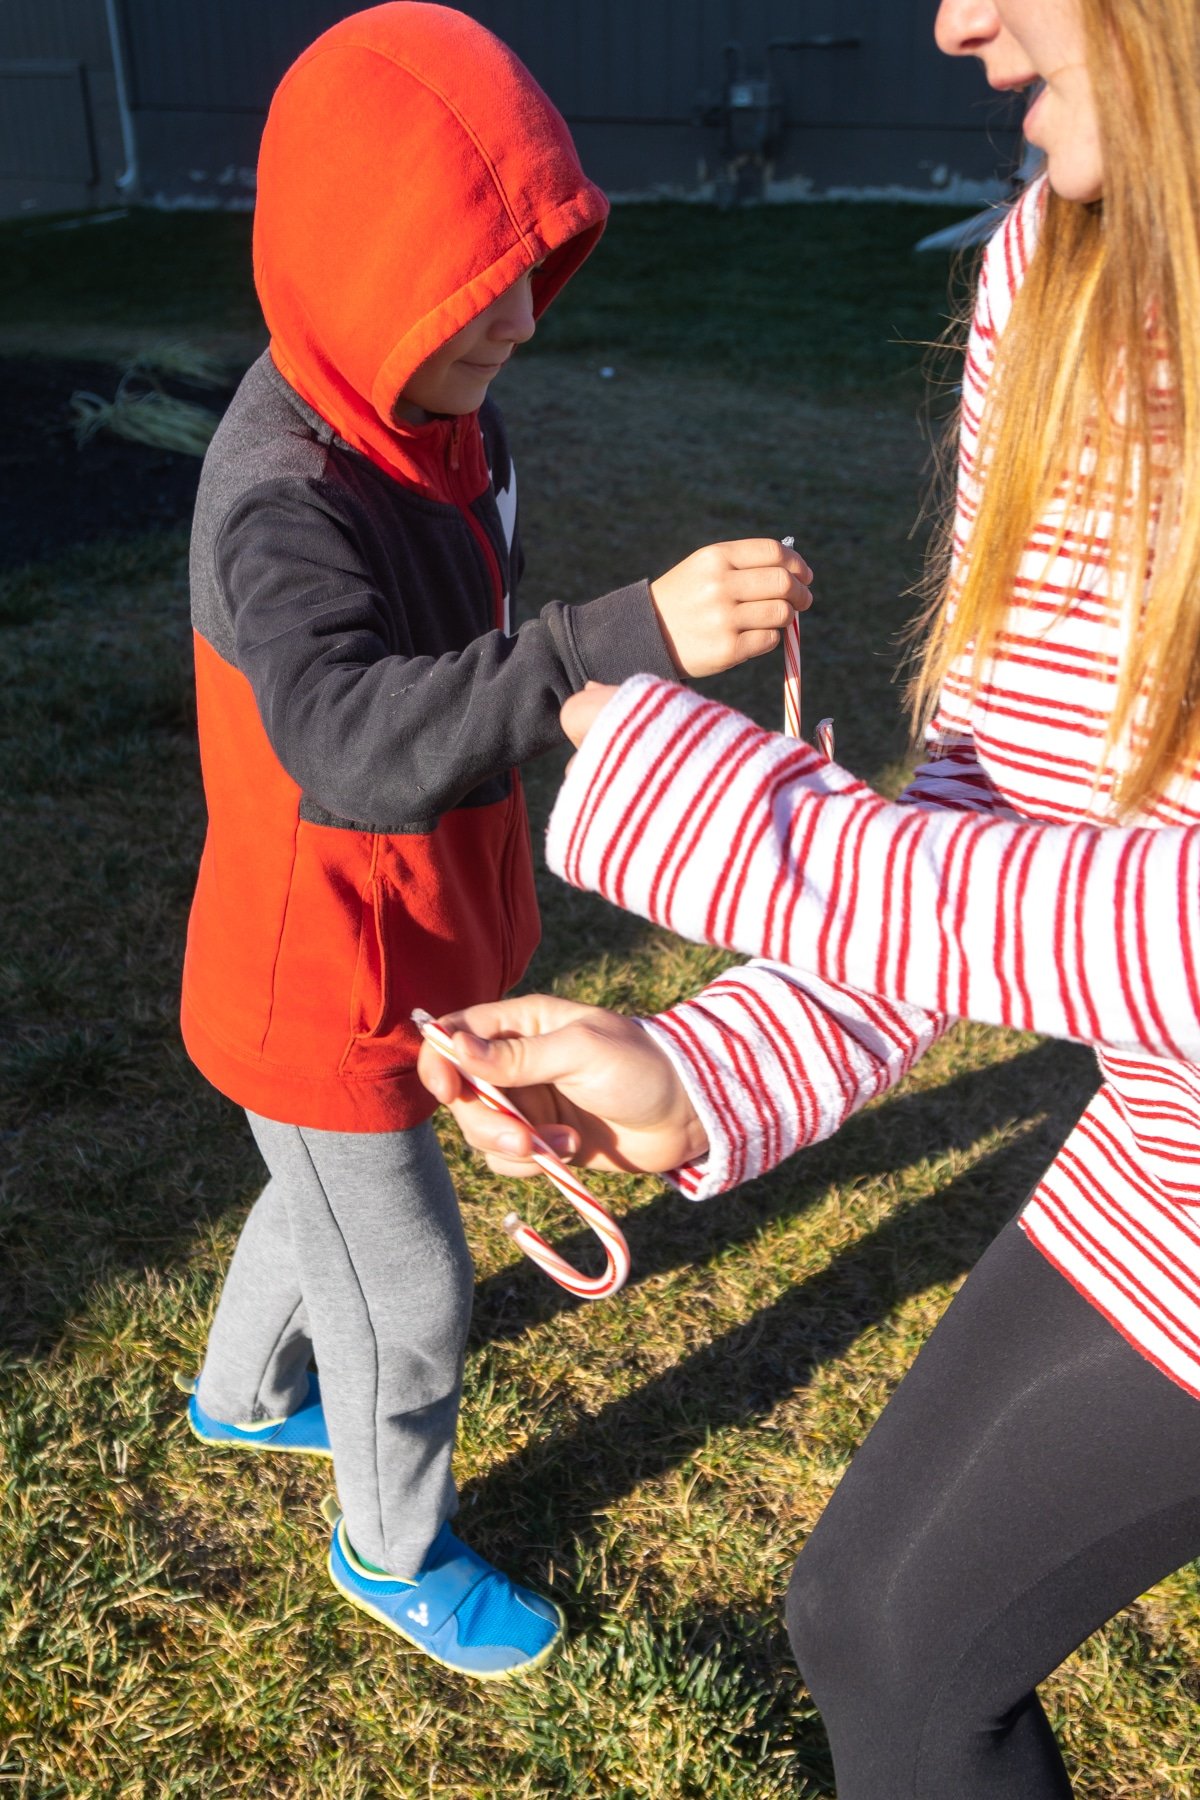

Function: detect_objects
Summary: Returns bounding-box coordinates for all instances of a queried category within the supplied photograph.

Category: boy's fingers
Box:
[728,566,812,611]
[734,628,785,663]
[723,538,814,583]
[775,580,813,614]
[734,600,802,635]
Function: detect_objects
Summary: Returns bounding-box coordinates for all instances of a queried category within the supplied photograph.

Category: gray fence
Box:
[0,1,1022,217]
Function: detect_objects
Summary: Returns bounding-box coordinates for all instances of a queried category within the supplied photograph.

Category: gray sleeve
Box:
[560,579,679,685]
[216,479,677,824]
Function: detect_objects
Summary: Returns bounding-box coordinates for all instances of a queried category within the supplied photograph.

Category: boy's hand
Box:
[649,538,813,679]
[416,995,708,1177]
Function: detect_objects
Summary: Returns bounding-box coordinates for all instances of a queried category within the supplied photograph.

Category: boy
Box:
[177,1,810,1679]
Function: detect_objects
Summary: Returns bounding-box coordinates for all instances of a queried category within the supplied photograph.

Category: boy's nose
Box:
[492,275,538,346]
[934,0,1000,57]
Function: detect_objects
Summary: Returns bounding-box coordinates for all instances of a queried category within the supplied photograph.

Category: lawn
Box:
[2,200,1199,1799]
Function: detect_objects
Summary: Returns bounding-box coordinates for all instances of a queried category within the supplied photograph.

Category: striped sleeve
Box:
[544,675,1200,1065]
[637,962,943,1198]
[633,722,1001,1198]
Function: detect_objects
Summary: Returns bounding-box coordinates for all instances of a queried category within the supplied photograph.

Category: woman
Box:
[419,2,1200,1792]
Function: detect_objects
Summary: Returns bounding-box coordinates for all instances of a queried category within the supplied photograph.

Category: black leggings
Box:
[785,1222,1200,1798]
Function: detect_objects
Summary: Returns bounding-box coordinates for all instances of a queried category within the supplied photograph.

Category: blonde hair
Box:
[910,0,1200,815]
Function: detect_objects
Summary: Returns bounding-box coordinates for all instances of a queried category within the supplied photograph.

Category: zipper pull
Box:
[449,418,462,472]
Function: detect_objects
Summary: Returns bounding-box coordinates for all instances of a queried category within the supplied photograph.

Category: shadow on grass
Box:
[464,1056,1095,1563]
[467,1035,1097,1348]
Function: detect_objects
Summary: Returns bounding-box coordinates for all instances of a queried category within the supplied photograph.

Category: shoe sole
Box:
[326,1551,564,1681]
[185,1416,334,1459]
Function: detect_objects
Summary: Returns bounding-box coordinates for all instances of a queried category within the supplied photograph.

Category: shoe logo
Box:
[406,1602,430,1627]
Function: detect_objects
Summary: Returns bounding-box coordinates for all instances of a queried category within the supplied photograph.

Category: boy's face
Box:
[394,270,538,423]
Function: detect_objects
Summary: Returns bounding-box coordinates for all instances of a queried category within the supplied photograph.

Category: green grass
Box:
[2,204,1198,1798]
[0,199,973,400]
[531,201,978,397]
[0,211,261,346]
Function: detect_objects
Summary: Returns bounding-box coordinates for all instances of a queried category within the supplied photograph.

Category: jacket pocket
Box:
[348,864,389,1040]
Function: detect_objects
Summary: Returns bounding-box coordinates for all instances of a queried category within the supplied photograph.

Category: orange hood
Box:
[253,2,608,485]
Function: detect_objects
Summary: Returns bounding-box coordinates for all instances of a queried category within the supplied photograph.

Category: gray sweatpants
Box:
[196,1111,474,1577]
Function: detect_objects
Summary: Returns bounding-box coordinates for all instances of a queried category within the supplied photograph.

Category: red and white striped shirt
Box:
[545,179,1200,1400]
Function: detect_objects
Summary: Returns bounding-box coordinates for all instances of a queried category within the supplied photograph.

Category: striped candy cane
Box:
[781,536,835,759]
[413,1010,631,1300]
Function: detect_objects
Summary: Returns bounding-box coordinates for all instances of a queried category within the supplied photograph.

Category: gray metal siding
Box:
[467,1,1000,131]
[0,0,111,66]
[115,0,1007,133]
[0,0,124,211]
[0,1,1022,216]
[119,1,337,112]
[0,61,94,180]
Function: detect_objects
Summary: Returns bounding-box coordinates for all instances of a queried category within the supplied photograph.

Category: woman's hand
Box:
[561,682,619,749]
[416,994,708,1178]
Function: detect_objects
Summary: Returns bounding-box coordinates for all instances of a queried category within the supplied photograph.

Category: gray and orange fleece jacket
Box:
[181,3,676,1132]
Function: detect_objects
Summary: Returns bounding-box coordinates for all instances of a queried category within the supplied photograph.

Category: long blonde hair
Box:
[910,0,1200,816]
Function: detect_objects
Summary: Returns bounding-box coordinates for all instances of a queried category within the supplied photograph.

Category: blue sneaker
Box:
[322,1496,563,1679]
[175,1370,332,1458]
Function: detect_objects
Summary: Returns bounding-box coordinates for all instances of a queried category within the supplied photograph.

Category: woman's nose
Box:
[934,0,1001,58]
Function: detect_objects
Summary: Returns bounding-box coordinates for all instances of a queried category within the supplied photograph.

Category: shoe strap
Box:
[399,1533,495,1636]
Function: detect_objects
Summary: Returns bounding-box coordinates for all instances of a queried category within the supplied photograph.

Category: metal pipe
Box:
[103,0,139,198]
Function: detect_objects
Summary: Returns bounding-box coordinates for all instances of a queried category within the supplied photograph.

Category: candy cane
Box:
[781,535,835,759]
[412,1010,630,1300]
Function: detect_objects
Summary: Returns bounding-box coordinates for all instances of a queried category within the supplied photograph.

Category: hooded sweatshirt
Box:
[181,2,677,1131]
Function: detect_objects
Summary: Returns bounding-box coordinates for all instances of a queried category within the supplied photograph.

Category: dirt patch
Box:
[0,355,234,571]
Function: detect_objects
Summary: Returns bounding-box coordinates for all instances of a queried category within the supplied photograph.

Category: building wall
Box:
[0,0,127,216]
[0,1,1022,217]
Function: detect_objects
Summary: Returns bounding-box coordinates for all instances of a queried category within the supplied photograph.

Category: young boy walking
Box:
[177,1,810,1679]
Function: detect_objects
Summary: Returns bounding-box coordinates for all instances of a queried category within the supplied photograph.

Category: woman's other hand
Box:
[416,994,708,1177]
[561,682,620,750]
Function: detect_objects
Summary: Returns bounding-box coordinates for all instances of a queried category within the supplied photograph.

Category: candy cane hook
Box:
[413,1010,630,1300]
[781,535,835,759]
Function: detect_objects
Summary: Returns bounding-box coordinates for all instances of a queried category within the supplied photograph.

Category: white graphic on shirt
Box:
[494,463,518,635]
[494,464,517,551]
